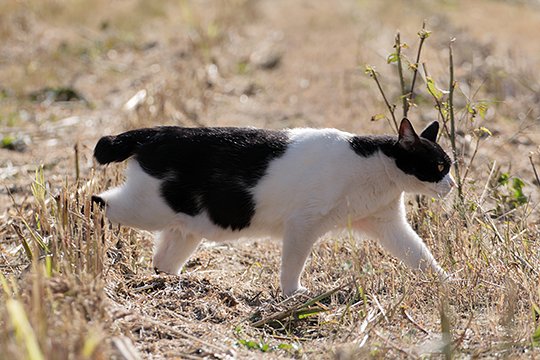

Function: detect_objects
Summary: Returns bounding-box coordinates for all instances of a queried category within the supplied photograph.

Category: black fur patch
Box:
[348,135,395,157]
[94,128,162,164]
[391,138,452,183]
[91,195,106,210]
[125,127,289,231]
[348,135,452,183]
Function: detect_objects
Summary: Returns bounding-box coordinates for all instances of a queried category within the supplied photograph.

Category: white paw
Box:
[152,258,182,275]
[283,285,308,297]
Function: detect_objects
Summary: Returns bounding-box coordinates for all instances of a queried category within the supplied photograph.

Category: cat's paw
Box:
[153,265,179,276]
[283,286,309,297]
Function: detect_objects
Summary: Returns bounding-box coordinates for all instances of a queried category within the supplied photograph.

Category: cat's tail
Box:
[94,128,159,164]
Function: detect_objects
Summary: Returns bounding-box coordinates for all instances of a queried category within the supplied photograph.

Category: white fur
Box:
[97,128,454,296]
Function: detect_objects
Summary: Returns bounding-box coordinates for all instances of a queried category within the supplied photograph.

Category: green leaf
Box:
[426,76,443,100]
[238,339,259,350]
[498,173,510,186]
[387,52,399,64]
[418,29,432,39]
[477,102,489,119]
[533,325,540,346]
[278,343,295,351]
[466,102,476,115]
[45,255,53,277]
[238,338,271,352]
[6,299,45,360]
[81,328,102,358]
[439,101,448,117]
[473,126,492,138]
[512,177,528,205]
[364,65,376,76]
[371,113,386,122]
[467,102,489,120]
[296,306,325,319]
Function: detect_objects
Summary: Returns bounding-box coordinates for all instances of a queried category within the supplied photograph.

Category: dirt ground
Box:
[2,0,540,359]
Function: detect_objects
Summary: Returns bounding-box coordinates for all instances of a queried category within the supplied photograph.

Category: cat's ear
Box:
[420,121,439,142]
[398,118,419,150]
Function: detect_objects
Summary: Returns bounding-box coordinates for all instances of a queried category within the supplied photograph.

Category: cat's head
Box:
[392,118,455,197]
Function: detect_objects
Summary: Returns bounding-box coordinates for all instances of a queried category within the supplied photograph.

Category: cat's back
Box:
[252,128,394,223]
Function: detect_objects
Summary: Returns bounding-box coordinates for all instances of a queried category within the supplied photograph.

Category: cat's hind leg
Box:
[95,160,177,230]
[153,229,202,275]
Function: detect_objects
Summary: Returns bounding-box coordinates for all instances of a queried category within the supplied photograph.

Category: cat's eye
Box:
[438,163,444,172]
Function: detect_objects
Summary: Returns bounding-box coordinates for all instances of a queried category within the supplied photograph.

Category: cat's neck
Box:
[348,134,397,158]
[348,134,419,194]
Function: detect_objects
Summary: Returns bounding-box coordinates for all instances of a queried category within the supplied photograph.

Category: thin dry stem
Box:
[395,32,408,117]
[448,39,464,205]
[407,20,428,117]
[529,153,540,187]
[367,68,399,133]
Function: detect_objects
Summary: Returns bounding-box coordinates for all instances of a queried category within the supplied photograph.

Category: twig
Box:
[422,62,451,139]
[370,293,388,322]
[408,21,429,115]
[478,160,497,206]
[74,143,80,183]
[395,32,408,117]
[141,315,231,356]
[462,135,481,181]
[439,295,453,360]
[529,153,540,188]
[373,330,416,357]
[251,283,346,328]
[451,312,475,351]
[401,307,430,335]
[270,334,311,342]
[111,336,142,360]
[448,38,464,205]
[365,67,399,133]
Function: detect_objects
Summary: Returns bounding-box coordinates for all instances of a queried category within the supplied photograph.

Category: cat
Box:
[92,118,455,296]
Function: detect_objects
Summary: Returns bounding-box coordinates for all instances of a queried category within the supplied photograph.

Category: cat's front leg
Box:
[359,200,445,277]
[153,229,202,275]
[280,216,320,296]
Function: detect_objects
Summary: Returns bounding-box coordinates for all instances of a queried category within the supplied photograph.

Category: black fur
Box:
[91,195,106,209]
[349,120,451,183]
[392,138,451,182]
[94,127,289,231]
[348,135,395,157]
[419,121,439,142]
[94,128,163,164]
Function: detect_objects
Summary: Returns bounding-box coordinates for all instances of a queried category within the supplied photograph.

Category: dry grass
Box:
[1,0,540,359]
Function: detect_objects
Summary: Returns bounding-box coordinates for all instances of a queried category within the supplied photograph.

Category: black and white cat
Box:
[92,118,454,295]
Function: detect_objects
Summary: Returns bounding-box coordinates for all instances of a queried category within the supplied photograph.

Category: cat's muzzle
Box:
[434,173,456,197]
